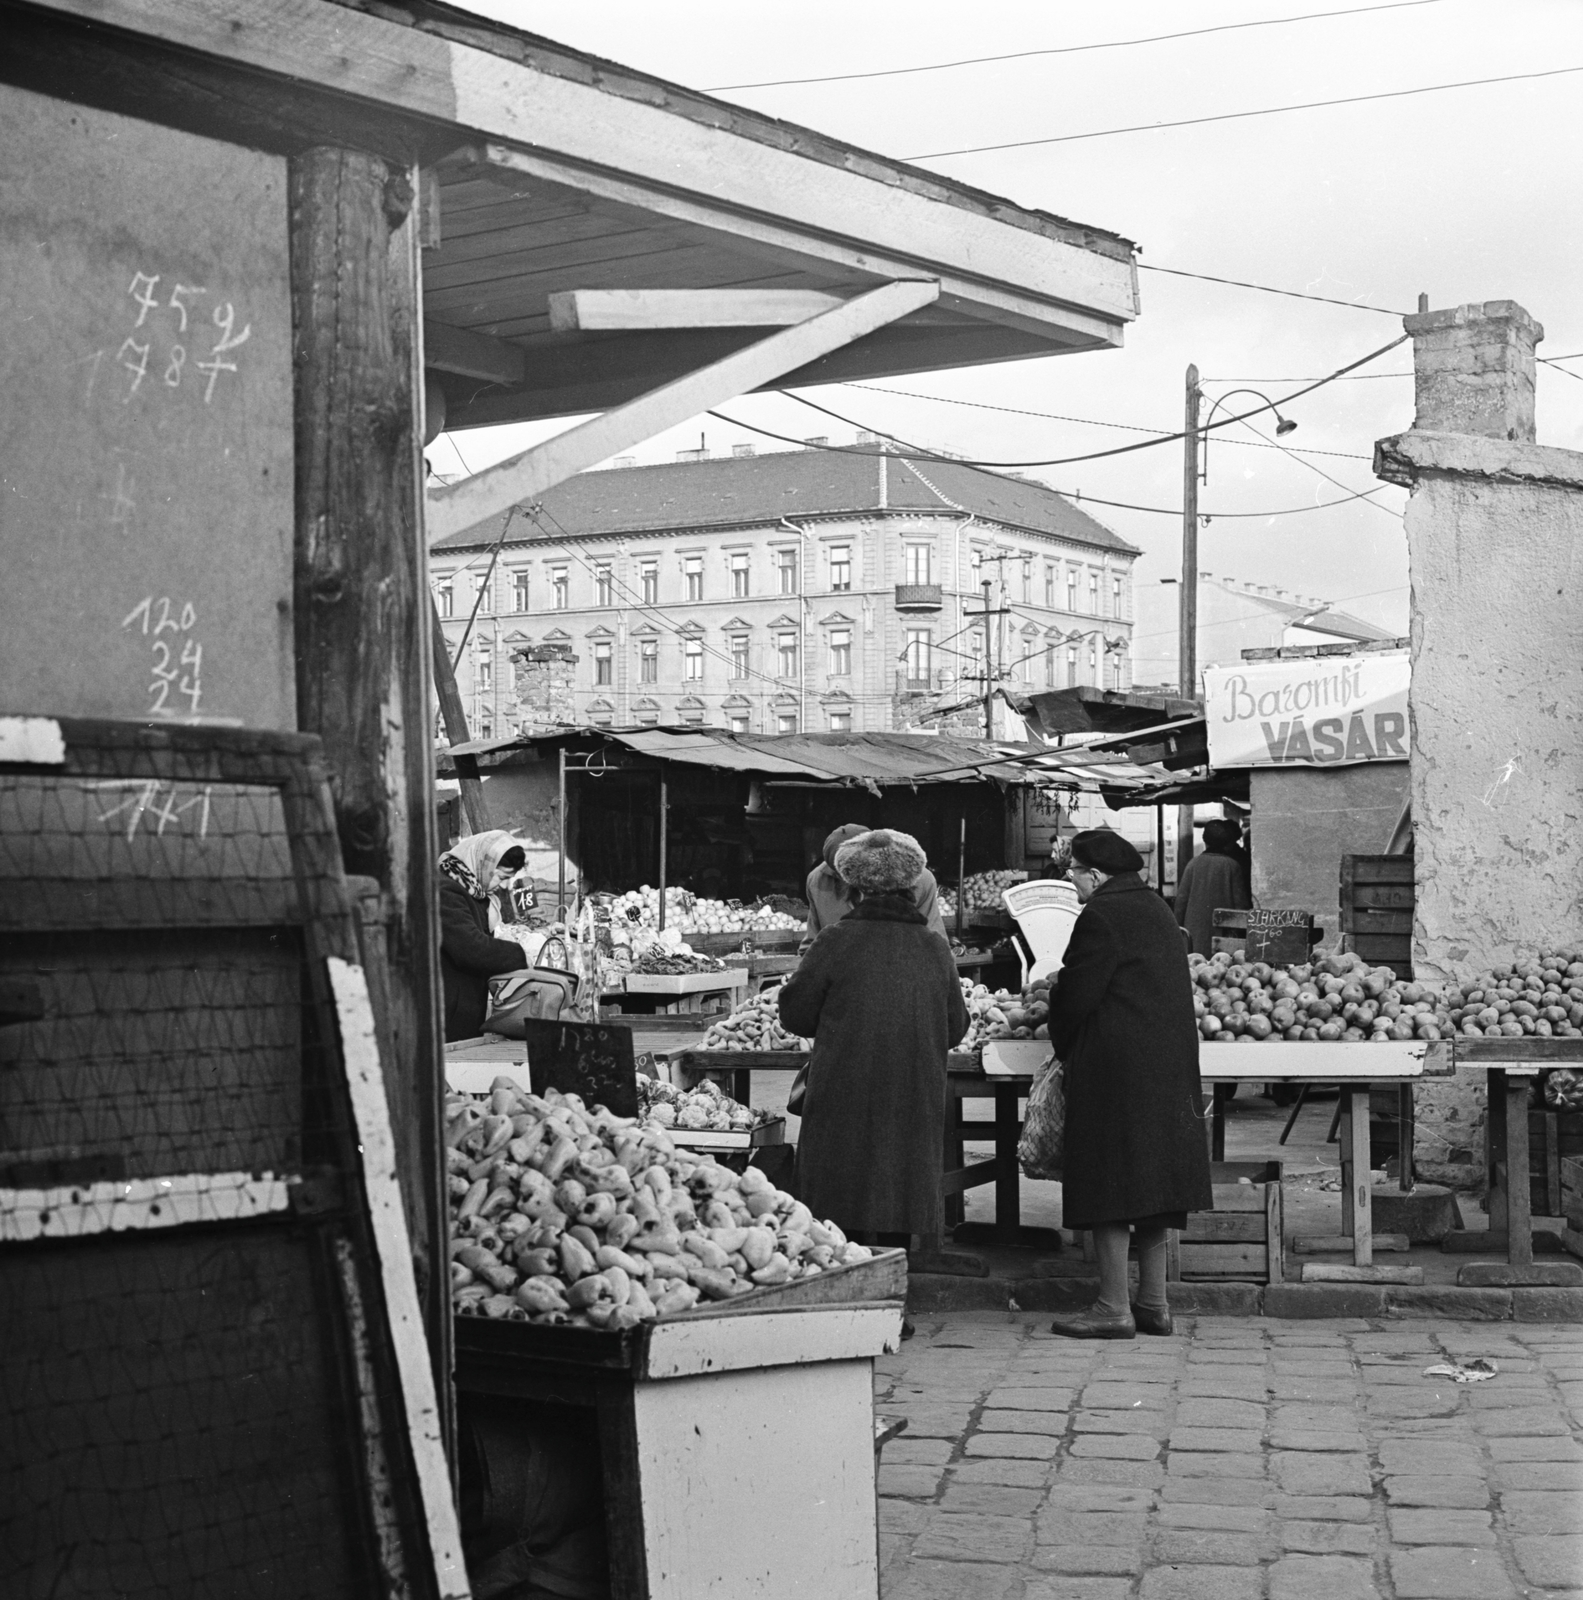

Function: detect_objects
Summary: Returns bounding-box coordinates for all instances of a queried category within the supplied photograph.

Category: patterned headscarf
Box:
[440,830,523,901]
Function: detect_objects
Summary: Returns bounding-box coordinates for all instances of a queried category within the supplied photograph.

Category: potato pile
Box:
[448,1080,870,1328]
[699,986,810,1053]
[1438,951,1583,1039]
[639,1075,771,1132]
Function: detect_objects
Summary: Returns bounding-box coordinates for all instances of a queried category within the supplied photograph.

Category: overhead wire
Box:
[1136,264,1407,315]
[703,2,1445,91]
[840,382,1375,459]
[903,64,1583,161]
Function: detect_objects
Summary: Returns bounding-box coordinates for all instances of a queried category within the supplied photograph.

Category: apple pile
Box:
[1191,949,1452,1043]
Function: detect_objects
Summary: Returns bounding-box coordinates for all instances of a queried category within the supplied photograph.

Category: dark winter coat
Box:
[779,894,969,1237]
[1174,847,1250,957]
[1048,872,1213,1229]
[439,874,528,1042]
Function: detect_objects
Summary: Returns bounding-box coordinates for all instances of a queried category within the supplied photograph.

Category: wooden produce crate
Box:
[1169,1161,1283,1284]
[1340,855,1414,978]
[1530,1108,1583,1217]
[624,970,748,995]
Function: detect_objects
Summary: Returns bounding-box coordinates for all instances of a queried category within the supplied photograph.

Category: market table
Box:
[1443,1038,1583,1287]
[446,1025,709,1092]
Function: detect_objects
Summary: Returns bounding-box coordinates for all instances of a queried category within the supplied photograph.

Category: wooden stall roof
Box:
[22,0,1140,429]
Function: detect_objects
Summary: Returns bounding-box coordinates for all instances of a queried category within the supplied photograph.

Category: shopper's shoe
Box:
[1048,1308,1136,1340]
[1130,1301,1174,1337]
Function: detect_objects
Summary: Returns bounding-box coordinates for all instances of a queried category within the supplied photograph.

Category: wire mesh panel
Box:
[0,721,435,1600]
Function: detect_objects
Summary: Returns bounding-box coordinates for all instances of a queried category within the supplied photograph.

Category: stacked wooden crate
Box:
[1167,1160,1284,1283]
[1340,855,1413,978]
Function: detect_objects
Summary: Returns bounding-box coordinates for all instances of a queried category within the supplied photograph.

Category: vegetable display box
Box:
[625,971,749,996]
[1168,1161,1284,1284]
[669,1118,786,1153]
[980,1041,1051,1078]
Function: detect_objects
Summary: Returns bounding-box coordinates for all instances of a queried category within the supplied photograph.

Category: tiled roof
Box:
[432,448,1139,557]
[1211,580,1395,644]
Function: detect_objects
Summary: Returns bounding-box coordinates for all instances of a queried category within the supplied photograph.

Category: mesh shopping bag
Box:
[1017,1053,1065,1180]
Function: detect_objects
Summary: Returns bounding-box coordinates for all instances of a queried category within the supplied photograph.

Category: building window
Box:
[905,544,933,585]
[476,579,493,614]
[684,555,703,602]
[729,636,749,679]
[728,711,750,734]
[1067,645,1078,687]
[1112,575,1123,619]
[551,568,569,610]
[1066,570,1078,612]
[904,628,932,683]
[479,718,492,739]
[1045,644,1056,687]
[828,708,852,732]
[1044,564,1056,608]
[1089,572,1100,614]
[594,564,613,607]
[593,640,613,686]
[636,703,659,727]
[1089,640,1098,682]
[776,631,799,677]
[680,703,705,727]
[477,656,492,692]
[830,545,852,592]
[639,637,658,683]
[777,711,798,734]
[1022,559,1033,603]
[436,581,453,618]
[776,548,799,595]
[640,561,659,605]
[730,552,750,598]
[512,571,529,613]
[683,637,704,681]
[828,628,851,676]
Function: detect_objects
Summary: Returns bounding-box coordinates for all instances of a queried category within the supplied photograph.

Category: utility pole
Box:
[982,578,995,736]
[1176,363,1202,903]
[1179,363,1200,700]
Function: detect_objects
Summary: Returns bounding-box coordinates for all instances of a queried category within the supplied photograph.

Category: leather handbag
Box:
[786,1063,809,1118]
[485,966,578,1037]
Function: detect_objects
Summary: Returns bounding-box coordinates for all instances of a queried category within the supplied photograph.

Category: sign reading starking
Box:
[1203,652,1410,769]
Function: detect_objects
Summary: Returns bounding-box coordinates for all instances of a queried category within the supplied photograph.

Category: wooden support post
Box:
[994,1081,1020,1233]
[1504,1072,1534,1269]
[1347,1088,1373,1266]
[557,745,568,914]
[1339,1092,1356,1239]
[1398,1081,1415,1192]
[429,596,491,835]
[290,147,450,1435]
[1487,1067,1510,1236]
[657,772,668,933]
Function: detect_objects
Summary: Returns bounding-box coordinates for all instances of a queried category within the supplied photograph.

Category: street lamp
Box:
[1200,387,1297,487]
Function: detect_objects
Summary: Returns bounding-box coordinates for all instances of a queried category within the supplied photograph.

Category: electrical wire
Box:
[1219,416,1403,521]
[1539,357,1583,385]
[904,64,1583,161]
[712,330,1408,473]
[703,1,1444,91]
[841,382,1374,459]
[1205,372,1411,382]
[1137,263,1407,315]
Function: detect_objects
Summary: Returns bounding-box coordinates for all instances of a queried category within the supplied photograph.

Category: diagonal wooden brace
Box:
[424,278,940,546]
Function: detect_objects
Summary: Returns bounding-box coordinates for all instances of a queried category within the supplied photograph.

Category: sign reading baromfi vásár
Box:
[1203,653,1410,769]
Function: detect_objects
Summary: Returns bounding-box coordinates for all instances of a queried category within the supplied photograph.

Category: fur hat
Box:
[834,829,928,894]
[1070,828,1144,874]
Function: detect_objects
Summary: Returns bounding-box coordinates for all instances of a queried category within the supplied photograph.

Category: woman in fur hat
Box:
[1047,828,1212,1339]
[779,829,968,1243]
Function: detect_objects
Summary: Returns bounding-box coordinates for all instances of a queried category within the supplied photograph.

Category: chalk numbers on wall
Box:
[121,596,203,717]
[114,272,250,403]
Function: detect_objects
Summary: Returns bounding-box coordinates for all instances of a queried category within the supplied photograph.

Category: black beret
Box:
[1070,829,1144,874]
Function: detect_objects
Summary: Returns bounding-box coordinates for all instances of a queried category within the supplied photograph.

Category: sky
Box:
[440,0,1583,678]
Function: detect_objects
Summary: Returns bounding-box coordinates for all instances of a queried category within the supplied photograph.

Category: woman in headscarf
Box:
[1046,828,1213,1339]
[800,821,948,951]
[439,830,529,1042]
[779,829,968,1245]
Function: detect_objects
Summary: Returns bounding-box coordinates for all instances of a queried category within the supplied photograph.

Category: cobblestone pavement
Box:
[875,1312,1583,1599]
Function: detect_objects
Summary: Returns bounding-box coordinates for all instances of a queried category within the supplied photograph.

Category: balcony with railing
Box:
[894,583,944,613]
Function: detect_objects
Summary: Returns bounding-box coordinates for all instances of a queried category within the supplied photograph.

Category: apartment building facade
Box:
[430,443,1139,737]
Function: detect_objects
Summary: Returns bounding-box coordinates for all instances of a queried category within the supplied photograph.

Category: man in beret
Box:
[1046,828,1213,1338]
[801,821,948,951]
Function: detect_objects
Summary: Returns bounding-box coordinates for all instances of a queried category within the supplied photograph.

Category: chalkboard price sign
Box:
[1245,907,1318,965]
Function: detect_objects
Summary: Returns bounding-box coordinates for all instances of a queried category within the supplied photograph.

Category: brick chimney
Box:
[1402,300,1542,442]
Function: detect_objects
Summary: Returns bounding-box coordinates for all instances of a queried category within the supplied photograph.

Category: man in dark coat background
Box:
[1048,829,1213,1339]
[780,829,967,1245]
[801,821,949,951]
[1174,818,1251,956]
